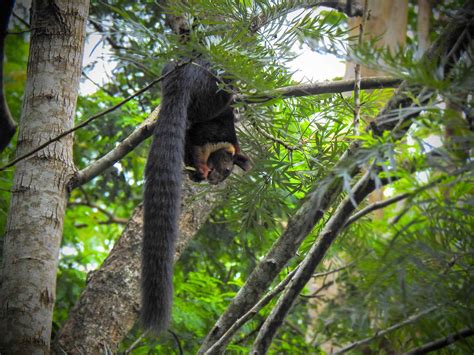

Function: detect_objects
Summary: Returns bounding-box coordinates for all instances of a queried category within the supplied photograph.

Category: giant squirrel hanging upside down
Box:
[142,59,250,333]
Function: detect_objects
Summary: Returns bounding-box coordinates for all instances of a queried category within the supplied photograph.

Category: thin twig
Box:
[333,306,438,354]
[168,330,184,355]
[68,201,128,224]
[345,192,411,227]
[313,261,356,278]
[353,0,369,135]
[123,331,148,354]
[12,12,30,28]
[82,70,114,96]
[299,280,335,299]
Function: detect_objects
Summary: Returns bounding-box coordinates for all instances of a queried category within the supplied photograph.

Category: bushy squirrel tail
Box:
[142,78,189,333]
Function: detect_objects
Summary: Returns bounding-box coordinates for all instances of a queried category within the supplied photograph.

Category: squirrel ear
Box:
[233,153,251,171]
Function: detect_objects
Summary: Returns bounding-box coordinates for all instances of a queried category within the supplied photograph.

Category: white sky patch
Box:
[288,43,345,82]
[80,32,117,95]
[61,246,78,256]
[79,25,346,96]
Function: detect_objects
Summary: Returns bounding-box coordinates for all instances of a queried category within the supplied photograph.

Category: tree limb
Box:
[248,77,401,103]
[334,306,438,354]
[404,327,474,355]
[68,107,159,190]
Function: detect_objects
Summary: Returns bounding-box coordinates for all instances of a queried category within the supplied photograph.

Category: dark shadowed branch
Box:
[404,327,474,355]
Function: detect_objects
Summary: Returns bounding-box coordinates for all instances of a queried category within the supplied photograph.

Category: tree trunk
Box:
[417,0,431,55]
[0,0,89,353]
[345,0,408,78]
[344,0,408,219]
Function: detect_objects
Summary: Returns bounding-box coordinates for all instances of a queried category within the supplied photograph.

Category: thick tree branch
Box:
[404,327,474,355]
[248,77,401,102]
[54,179,226,354]
[199,7,474,352]
[69,78,399,190]
[334,306,438,354]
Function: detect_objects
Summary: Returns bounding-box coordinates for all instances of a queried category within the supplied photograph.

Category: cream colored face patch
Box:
[196,142,235,158]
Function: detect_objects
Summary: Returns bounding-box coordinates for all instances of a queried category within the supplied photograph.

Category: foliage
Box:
[1,0,473,353]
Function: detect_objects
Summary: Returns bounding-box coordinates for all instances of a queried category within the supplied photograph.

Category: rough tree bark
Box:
[0,0,90,353]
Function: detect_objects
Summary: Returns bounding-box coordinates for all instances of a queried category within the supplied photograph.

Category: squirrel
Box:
[142,59,249,333]
[184,106,250,184]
